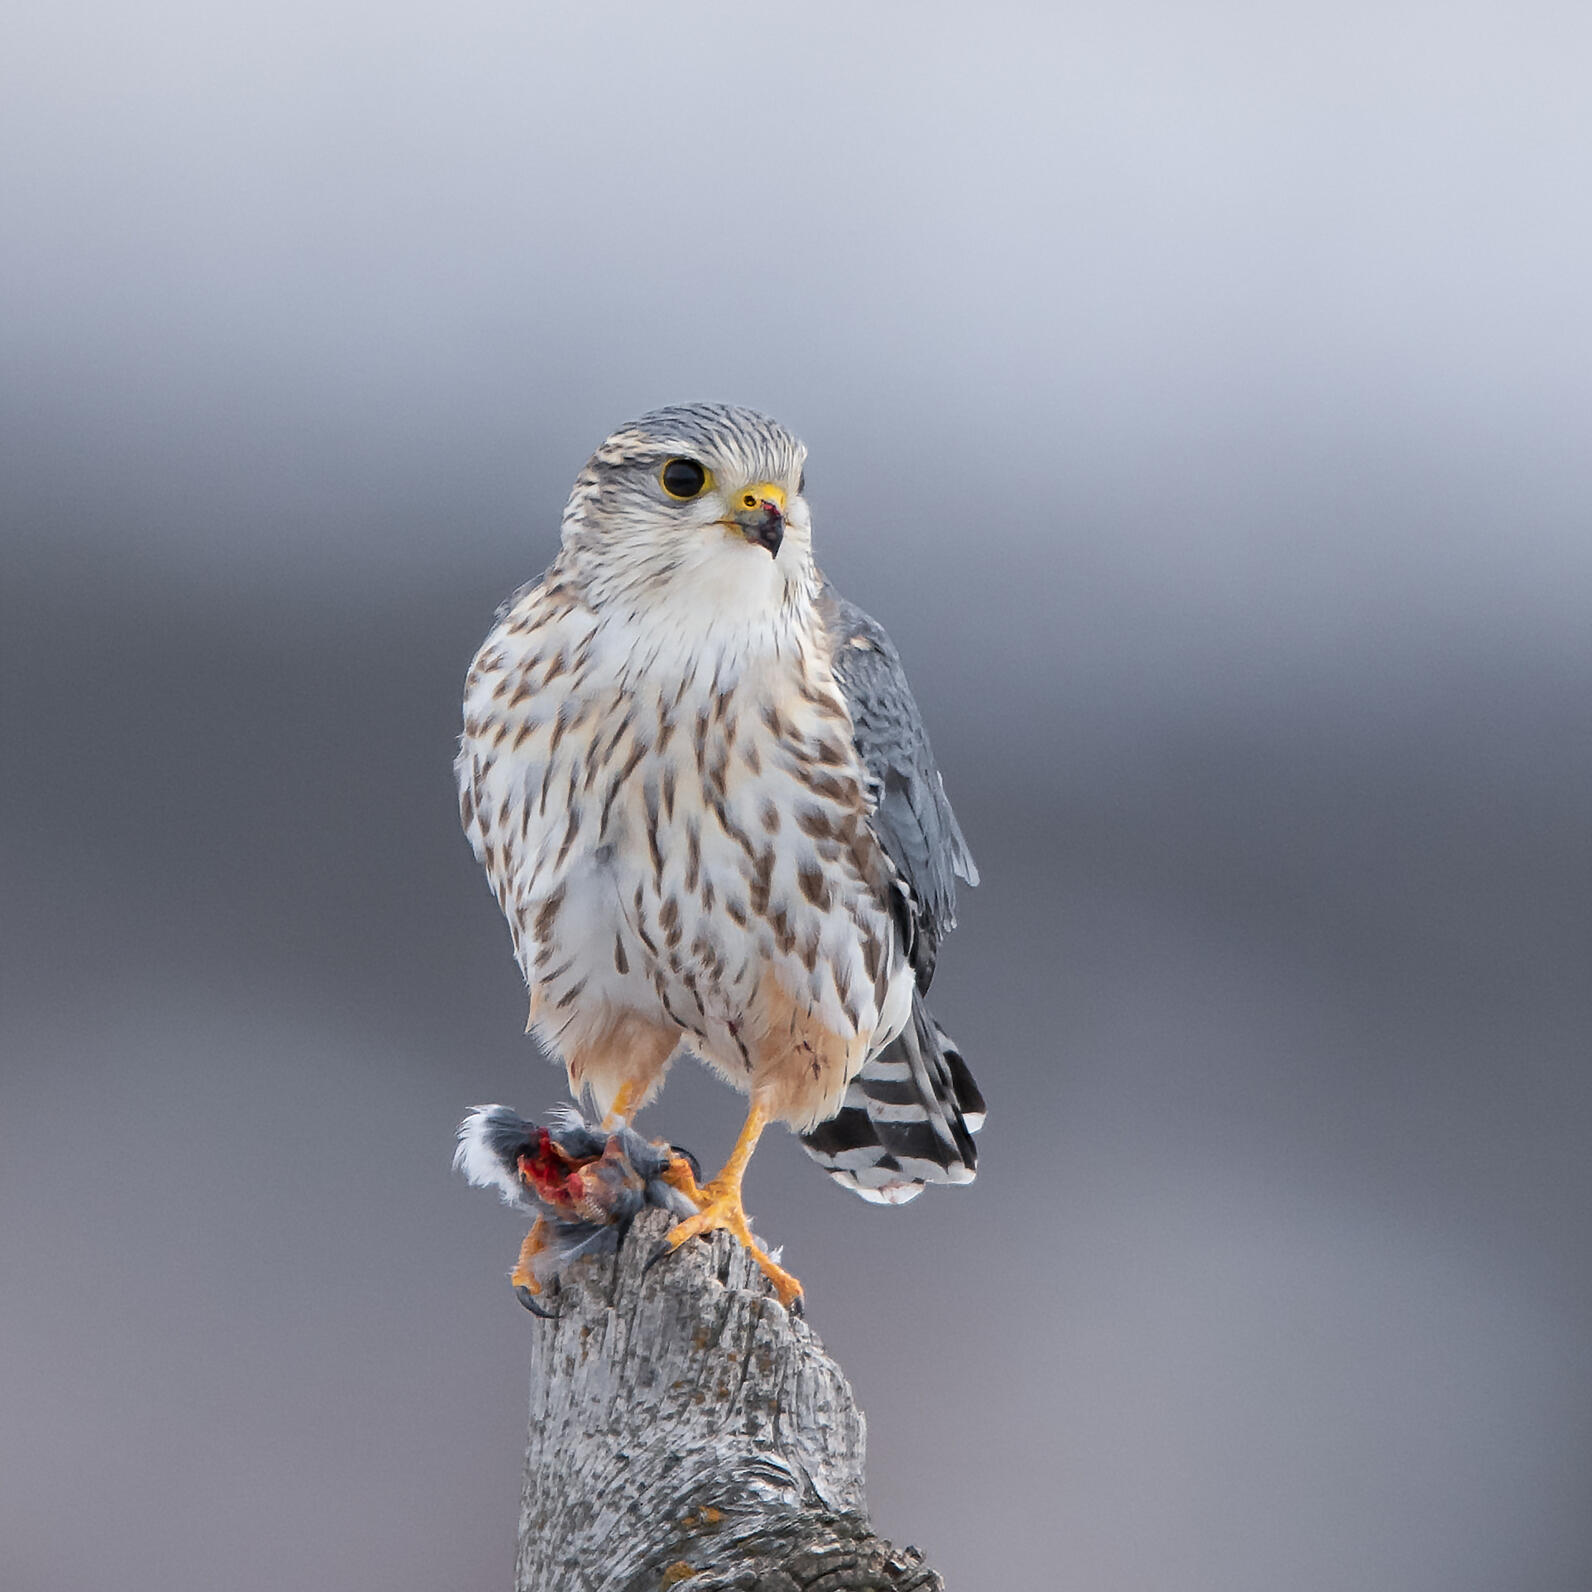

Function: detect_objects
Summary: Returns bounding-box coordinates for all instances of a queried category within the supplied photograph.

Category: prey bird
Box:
[456,404,983,1307]
[453,1103,700,1314]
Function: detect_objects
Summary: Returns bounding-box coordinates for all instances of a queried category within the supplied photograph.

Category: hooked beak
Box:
[727,481,786,558]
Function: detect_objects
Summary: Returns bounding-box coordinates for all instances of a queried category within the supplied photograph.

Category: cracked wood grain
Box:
[515,1207,945,1591]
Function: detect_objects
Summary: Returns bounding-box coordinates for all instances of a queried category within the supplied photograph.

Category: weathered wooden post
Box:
[514,1207,945,1591]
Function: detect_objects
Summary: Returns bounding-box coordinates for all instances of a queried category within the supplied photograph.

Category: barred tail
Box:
[799,992,986,1204]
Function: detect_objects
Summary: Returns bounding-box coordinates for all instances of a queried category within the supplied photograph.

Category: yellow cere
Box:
[738,482,786,513]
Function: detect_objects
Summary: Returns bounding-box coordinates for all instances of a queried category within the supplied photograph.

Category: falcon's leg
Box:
[564,1011,681,1127]
[600,1079,641,1130]
[664,1097,803,1309]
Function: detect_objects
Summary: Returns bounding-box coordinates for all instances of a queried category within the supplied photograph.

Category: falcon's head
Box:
[558,404,814,621]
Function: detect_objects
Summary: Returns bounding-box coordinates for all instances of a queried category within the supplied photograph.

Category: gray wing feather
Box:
[803,581,984,1202]
[819,583,977,989]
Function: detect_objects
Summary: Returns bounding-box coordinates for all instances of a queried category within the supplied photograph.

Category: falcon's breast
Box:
[457,574,914,1129]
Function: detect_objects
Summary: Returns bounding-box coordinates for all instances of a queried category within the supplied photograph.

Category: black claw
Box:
[515,1284,560,1318]
[789,1292,805,1319]
[643,1238,677,1278]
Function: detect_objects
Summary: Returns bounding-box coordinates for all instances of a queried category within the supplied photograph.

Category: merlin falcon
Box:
[456,404,983,1306]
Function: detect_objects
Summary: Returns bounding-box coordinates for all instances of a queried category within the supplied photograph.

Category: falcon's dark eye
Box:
[660,457,710,500]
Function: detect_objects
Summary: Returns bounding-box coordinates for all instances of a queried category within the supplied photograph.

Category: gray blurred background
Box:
[3,3,1590,1589]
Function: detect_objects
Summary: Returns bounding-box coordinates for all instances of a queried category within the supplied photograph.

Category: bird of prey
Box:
[456,404,982,1307]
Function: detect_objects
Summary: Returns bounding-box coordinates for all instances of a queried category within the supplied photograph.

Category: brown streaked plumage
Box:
[457,404,982,1307]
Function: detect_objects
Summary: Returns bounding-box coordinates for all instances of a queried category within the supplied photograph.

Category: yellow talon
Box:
[660,1152,704,1204]
[510,1217,549,1294]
